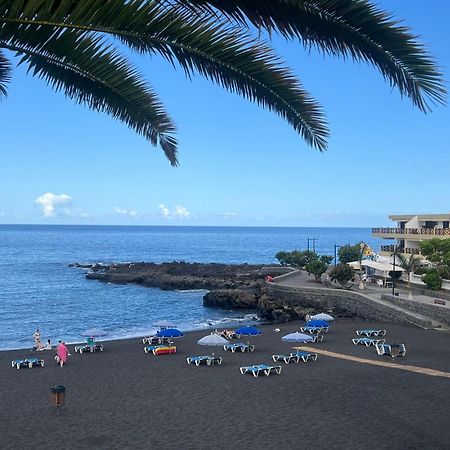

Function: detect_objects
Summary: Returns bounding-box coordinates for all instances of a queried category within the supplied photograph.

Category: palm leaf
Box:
[167,0,446,112]
[0,26,178,164]
[0,0,328,150]
[0,49,11,99]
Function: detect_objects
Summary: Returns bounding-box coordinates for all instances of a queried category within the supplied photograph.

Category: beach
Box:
[1,319,450,450]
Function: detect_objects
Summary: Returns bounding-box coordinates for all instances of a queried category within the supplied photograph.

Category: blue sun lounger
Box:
[356,329,386,337]
[186,355,222,366]
[223,343,255,353]
[301,325,328,334]
[142,336,173,345]
[75,337,103,354]
[240,364,282,377]
[272,351,318,364]
[143,345,164,354]
[11,357,44,369]
[376,343,406,358]
[352,337,386,347]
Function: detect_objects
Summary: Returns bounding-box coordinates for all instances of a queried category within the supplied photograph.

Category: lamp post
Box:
[392,244,397,296]
[334,244,342,267]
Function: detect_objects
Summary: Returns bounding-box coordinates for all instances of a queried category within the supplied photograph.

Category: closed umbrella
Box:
[156,328,184,338]
[282,332,315,343]
[81,328,108,338]
[235,326,262,336]
[310,313,334,322]
[198,334,229,346]
[306,319,330,328]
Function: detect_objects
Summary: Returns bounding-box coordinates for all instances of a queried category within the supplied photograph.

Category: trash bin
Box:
[50,385,66,409]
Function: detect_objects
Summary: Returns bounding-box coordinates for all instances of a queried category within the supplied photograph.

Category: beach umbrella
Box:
[153,320,176,330]
[235,326,262,336]
[310,313,334,322]
[156,328,184,338]
[198,334,229,346]
[81,328,108,338]
[282,332,315,343]
[306,319,330,328]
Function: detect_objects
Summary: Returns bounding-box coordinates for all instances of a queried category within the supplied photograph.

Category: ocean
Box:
[0,225,385,350]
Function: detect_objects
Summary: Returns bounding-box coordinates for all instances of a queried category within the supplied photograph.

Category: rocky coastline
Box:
[71,261,315,321]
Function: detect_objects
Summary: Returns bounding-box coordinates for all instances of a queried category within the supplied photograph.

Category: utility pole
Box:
[334,244,342,266]
[392,244,397,296]
[307,238,317,252]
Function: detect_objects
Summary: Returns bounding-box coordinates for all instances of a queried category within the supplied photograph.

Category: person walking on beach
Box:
[55,341,69,367]
[33,329,43,350]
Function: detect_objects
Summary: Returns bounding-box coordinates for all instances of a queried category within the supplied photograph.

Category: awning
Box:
[361,260,404,272]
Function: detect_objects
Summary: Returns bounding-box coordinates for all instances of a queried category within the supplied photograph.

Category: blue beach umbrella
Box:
[282,332,315,343]
[235,326,262,336]
[306,319,330,328]
[156,328,184,338]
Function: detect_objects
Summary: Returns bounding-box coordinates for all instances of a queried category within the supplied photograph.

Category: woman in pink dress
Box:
[56,341,69,367]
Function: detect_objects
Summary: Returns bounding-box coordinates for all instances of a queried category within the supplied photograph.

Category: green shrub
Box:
[337,244,360,264]
[422,269,442,290]
[305,259,328,282]
[329,264,354,288]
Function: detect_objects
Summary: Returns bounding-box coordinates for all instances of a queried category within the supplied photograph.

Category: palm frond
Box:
[0,27,178,165]
[167,0,447,112]
[0,0,328,150]
[0,49,11,99]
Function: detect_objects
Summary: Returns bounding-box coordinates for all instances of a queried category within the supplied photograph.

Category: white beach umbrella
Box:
[81,328,108,338]
[281,332,315,343]
[310,313,334,322]
[153,320,176,329]
[198,334,229,346]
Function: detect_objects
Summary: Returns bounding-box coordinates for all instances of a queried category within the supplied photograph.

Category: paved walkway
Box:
[298,346,450,379]
[275,270,449,330]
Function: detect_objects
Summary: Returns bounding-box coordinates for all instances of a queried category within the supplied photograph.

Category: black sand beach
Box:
[1,319,450,450]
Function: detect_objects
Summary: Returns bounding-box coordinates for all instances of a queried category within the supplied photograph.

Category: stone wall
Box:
[266,283,433,328]
[381,293,450,327]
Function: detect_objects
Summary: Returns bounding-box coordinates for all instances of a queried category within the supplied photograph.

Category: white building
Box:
[372,213,450,256]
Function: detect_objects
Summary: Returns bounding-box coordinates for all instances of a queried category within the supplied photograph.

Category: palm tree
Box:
[0,1,446,165]
[396,252,422,289]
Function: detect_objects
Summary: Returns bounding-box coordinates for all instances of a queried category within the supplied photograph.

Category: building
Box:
[372,213,450,256]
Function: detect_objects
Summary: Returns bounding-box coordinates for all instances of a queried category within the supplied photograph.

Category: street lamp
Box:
[334,244,342,266]
[392,244,398,296]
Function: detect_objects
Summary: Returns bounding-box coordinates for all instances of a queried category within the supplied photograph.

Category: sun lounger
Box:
[186,355,222,366]
[376,343,406,358]
[11,357,44,369]
[145,345,176,355]
[142,336,173,345]
[272,351,318,364]
[240,364,282,377]
[74,343,103,354]
[352,337,386,347]
[144,345,176,355]
[311,334,324,343]
[223,343,255,353]
[301,325,328,334]
[356,329,386,337]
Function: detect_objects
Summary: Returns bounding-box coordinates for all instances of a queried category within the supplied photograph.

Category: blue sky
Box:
[0,1,448,227]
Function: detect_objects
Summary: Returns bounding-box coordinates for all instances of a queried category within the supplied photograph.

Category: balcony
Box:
[380,245,421,255]
[372,227,450,237]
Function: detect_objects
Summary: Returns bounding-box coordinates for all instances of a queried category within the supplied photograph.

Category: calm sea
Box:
[0,225,385,350]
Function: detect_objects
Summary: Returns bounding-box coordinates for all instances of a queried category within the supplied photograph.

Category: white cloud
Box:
[113,207,137,217]
[222,212,237,219]
[158,204,171,218]
[35,192,72,217]
[173,205,191,218]
[158,204,191,219]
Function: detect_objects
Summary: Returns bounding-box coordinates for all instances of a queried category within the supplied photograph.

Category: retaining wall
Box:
[267,283,433,328]
[380,294,450,327]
